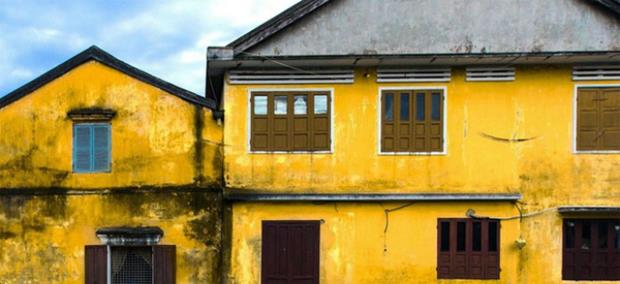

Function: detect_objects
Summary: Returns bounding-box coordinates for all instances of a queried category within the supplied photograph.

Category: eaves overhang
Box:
[224,192,522,202]
[558,206,620,214]
[207,50,620,76]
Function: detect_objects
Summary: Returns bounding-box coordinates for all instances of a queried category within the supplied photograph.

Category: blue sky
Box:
[0,0,298,96]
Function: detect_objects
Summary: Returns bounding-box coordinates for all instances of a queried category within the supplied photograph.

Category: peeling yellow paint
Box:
[231,202,520,284]
[0,60,223,283]
[224,66,620,283]
[0,60,222,188]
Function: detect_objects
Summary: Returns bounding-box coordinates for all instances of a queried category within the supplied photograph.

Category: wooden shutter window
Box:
[73,123,111,172]
[382,90,444,153]
[262,221,320,284]
[85,245,108,284]
[563,219,620,281]
[251,92,331,152]
[577,88,620,151]
[154,245,176,284]
[437,219,500,280]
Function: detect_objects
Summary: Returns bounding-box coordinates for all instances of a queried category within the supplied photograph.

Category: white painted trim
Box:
[377,86,448,156]
[573,84,620,154]
[246,88,335,154]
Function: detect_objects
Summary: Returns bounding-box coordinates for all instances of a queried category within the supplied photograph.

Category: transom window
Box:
[437,218,500,280]
[381,89,444,153]
[250,92,331,152]
[563,219,620,280]
[576,87,620,152]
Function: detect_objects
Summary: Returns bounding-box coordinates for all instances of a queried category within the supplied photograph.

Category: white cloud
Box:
[0,0,301,96]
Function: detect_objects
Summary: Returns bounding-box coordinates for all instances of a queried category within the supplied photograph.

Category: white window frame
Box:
[377,86,448,156]
[573,84,620,154]
[247,88,335,154]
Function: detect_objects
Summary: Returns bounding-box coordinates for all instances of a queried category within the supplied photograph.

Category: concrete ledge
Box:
[225,193,522,202]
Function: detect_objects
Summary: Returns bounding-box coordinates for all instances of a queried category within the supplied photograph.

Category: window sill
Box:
[379,151,447,156]
[573,150,620,154]
[249,151,332,155]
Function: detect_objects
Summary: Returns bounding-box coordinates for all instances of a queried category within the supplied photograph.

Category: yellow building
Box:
[206,0,620,283]
[0,46,223,283]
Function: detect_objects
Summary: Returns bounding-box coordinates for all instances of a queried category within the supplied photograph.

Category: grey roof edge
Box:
[591,0,620,16]
[1,45,217,110]
[226,0,332,54]
[558,206,620,213]
[227,50,620,61]
[225,193,522,202]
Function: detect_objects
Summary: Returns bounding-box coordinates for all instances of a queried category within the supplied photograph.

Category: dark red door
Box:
[262,221,320,284]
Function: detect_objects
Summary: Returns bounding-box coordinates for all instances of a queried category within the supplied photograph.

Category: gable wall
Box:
[0,60,222,189]
[248,0,620,56]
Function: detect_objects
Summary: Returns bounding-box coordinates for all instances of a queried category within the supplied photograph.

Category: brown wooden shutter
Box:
[599,88,620,150]
[437,219,499,280]
[382,92,395,152]
[485,221,500,279]
[153,245,176,284]
[272,95,290,151]
[577,89,600,151]
[311,94,330,151]
[413,91,428,152]
[251,94,270,151]
[262,221,320,284]
[293,94,310,150]
[429,91,444,152]
[85,245,107,284]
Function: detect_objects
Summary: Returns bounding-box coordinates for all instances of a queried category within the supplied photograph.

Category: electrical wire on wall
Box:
[465,202,558,222]
[382,202,415,254]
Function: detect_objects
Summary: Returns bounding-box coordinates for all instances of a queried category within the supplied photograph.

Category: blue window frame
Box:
[73,123,111,173]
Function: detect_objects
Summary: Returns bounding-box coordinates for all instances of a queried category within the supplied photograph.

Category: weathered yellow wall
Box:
[230,202,520,284]
[0,191,221,283]
[0,59,224,283]
[224,66,620,283]
[223,66,620,205]
[0,60,222,188]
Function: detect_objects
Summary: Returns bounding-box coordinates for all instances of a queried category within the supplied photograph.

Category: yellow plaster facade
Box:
[224,66,620,283]
[0,59,223,283]
[0,60,222,189]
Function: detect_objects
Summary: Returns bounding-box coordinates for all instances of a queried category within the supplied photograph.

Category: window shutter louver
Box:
[85,245,108,284]
[93,125,110,172]
[153,245,176,284]
[74,125,92,172]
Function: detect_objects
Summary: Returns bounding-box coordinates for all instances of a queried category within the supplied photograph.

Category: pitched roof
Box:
[227,0,331,54]
[0,46,216,110]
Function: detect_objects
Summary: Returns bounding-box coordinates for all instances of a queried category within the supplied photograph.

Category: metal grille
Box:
[111,246,153,284]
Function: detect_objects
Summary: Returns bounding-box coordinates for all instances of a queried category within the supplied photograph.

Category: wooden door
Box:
[262,221,320,284]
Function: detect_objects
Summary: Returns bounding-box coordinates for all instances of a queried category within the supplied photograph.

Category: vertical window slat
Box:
[74,125,92,172]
